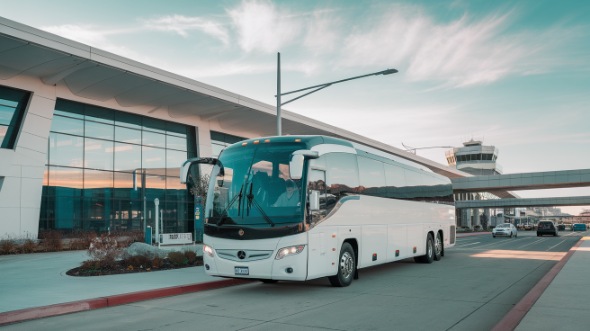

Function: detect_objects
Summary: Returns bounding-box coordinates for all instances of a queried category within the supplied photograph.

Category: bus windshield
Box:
[205,142,305,230]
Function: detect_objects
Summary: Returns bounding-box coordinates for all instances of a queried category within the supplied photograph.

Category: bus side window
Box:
[325,153,360,202]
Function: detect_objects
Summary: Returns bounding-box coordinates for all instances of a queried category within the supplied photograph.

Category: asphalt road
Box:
[3,231,583,331]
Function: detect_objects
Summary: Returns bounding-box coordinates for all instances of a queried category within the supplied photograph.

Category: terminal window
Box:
[40,99,197,234]
[0,85,30,149]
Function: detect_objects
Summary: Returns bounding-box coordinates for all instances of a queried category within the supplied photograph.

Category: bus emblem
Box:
[237,250,246,259]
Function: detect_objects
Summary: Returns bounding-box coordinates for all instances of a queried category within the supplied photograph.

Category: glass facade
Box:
[40,99,197,234]
[0,85,30,149]
[210,131,244,157]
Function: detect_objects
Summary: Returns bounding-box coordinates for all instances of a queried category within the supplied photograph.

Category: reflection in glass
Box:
[43,99,195,234]
[85,105,114,124]
[0,125,6,143]
[85,120,114,140]
[50,116,84,135]
[167,149,187,173]
[0,104,17,124]
[146,174,167,190]
[84,138,114,170]
[115,126,141,144]
[49,133,84,167]
[115,111,142,129]
[166,175,184,190]
[47,166,83,189]
[114,142,141,172]
[143,145,165,174]
[84,169,114,189]
[167,135,187,151]
[143,130,165,148]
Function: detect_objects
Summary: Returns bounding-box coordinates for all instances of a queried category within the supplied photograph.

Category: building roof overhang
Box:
[0,16,502,186]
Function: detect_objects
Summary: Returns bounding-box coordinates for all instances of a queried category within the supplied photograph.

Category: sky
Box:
[1,0,589,215]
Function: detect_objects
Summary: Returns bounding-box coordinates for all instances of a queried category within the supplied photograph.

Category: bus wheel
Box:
[414,234,434,264]
[434,232,443,261]
[329,242,355,287]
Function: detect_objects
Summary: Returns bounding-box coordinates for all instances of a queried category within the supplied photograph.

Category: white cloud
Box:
[41,24,112,47]
[227,0,302,53]
[142,15,230,46]
[335,5,578,88]
[40,24,156,64]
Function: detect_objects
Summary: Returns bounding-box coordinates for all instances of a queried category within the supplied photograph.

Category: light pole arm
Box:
[275,51,397,136]
[277,68,398,107]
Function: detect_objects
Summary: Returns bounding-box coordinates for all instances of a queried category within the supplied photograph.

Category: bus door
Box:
[306,169,338,279]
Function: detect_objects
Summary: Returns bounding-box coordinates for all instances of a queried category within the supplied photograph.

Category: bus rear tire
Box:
[434,232,443,261]
[414,234,434,264]
[329,242,355,287]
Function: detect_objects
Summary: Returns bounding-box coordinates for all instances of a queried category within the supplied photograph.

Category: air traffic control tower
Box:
[445,139,504,229]
[445,139,502,176]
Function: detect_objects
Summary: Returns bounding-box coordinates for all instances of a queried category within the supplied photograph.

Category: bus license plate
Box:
[235,266,249,275]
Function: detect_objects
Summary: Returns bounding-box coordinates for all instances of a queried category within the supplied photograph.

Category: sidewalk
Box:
[0,248,247,326]
[1,235,589,329]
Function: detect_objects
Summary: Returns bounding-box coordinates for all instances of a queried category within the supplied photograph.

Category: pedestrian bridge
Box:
[451,169,590,209]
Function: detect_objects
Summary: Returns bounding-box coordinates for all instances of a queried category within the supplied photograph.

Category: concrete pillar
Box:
[473,209,481,229]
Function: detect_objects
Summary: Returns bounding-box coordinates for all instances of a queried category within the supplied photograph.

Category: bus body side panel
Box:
[312,195,454,269]
[407,224,425,256]
[359,225,387,268]
[388,224,409,261]
[306,226,339,280]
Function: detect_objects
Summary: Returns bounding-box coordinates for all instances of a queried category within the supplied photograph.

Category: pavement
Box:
[0,235,589,330]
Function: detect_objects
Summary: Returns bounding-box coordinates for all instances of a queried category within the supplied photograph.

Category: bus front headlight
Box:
[203,244,214,258]
[275,245,305,260]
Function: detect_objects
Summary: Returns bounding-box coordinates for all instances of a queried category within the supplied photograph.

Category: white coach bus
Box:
[181,135,456,287]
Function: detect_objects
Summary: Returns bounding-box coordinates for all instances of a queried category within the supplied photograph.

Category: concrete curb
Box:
[490,236,583,331]
[0,278,250,326]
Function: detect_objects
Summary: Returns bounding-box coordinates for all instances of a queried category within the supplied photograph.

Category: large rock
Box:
[124,242,168,258]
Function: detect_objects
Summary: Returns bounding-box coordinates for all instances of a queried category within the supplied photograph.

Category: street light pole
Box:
[275,52,398,136]
[277,52,282,136]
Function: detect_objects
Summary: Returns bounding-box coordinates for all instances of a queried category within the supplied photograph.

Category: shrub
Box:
[152,255,162,269]
[87,234,121,268]
[40,230,63,252]
[19,239,37,254]
[0,239,17,255]
[69,231,97,251]
[184,250,198,264]
[122,254,152,269]
[167,251,188,267]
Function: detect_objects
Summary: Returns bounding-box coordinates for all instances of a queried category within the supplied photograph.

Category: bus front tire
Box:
[329,242,355,287]
[414,234,434,264]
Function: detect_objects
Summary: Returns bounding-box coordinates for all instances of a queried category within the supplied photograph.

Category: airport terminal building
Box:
[0,17,465,240]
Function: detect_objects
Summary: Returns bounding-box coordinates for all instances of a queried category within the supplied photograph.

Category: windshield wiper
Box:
[246,182,275,227]
[217,184,244,226]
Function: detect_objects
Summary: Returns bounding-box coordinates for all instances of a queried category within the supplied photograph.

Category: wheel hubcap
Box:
[340,251,354,279]
[435,235,442,255]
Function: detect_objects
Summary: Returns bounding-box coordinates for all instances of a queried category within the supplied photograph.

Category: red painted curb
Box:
[490,237,583,331]
[0,278,250,326]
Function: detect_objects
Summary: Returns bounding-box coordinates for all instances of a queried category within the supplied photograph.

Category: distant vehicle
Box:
[557,224,566,231]
[523,223,533,231]
[492,223,518,238]
[537,221,558,237]
[572,223,587,231]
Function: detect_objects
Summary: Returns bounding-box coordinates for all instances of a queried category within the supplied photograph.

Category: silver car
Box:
[492,223,518,238]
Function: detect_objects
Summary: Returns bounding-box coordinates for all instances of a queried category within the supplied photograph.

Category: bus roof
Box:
[226,135,432,173]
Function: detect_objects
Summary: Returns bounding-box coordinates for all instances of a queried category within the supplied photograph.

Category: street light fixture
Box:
[275,52,398,136]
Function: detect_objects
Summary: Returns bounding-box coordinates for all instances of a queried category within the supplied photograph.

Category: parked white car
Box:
[492,223,518,238]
